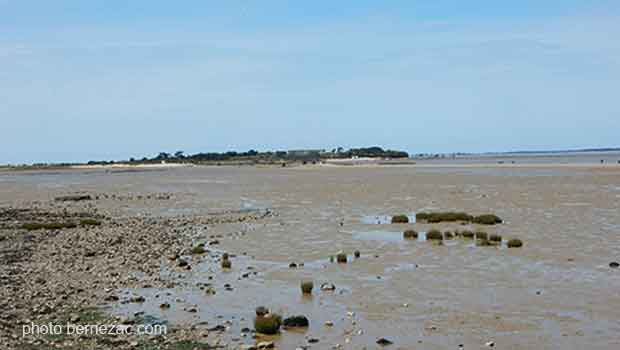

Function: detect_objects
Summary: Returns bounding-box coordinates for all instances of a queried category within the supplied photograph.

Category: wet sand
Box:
[1,159,620,349]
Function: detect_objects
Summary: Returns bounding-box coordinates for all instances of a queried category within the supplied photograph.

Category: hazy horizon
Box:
[2,1,619,164]
[4,145,620,166]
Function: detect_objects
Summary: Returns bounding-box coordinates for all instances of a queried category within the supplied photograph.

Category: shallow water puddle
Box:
[560,202,591,207]
[353,230,406,242]
[352,230,430,242]
[418,232,427,242]
[240,197,271,212]
[107,254,362,349]
[360,214,416,224]
[386,262,418,272]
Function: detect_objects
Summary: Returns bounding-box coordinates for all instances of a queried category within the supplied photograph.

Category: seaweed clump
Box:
[461,230,475,239]
[300,280,314,294]
[489,234,502,242]
[416,212,472,223]
[54,195,92,202]
[477,239,493,247]
[403,229,418,239]
[254,314,282,334]
[221,256,232,269]
[415,211,502,225]
[191,244,206,255]
[472,214,503,225]
[391,215,409,224]
[426,229,443,240]
[282,315,309,328]
[507,239,523,248]
[79,219,101,226]
[21,222,77,231]
[255,306,269,316]
[476,231,488,240]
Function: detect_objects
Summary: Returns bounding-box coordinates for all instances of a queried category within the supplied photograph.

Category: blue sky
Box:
[1,1,619,164]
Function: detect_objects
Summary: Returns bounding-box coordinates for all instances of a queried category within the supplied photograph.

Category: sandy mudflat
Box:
[1,159,620,349]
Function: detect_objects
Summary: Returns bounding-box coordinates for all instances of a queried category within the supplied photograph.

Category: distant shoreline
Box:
[494,147,620,155]
[2,147,620,169]
[2,159,620,173]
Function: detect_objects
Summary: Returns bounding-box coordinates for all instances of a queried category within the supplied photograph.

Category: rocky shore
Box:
[0,195,276,350]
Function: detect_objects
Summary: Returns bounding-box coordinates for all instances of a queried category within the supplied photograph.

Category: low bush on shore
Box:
[489,234,502,242]
[336,252,348,263]
[391,215,409,224]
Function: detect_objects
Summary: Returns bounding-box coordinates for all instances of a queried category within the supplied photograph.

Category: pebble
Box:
[208,324,226,332]
[129,295,145,303]
[256,306,269,316]
[376,337,393,346]
[257,341,274,349]
[321,283,336,291]
[283,315,310,328]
